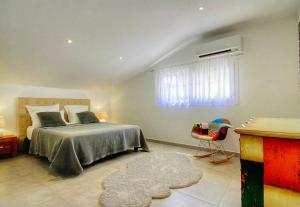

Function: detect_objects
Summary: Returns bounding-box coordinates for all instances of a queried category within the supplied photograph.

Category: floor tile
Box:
[151,191,217,207]
[0,142,241,207]
[218,180,241,207]
[177,173,230,205]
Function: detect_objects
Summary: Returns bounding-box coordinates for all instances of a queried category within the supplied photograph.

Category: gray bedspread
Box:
[29,123,149,175]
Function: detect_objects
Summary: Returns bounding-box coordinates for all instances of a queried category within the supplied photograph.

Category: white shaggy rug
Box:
[99,152,203,207]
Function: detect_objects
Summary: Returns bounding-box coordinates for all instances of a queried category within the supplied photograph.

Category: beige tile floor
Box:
[0,142,241,207]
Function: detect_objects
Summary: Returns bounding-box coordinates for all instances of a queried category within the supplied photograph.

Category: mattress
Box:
[26,126,34,140]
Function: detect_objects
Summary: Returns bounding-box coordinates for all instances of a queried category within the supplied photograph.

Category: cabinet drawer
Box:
[0,143,11,155]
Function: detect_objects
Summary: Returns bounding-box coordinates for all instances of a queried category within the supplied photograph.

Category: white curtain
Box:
[155,54,238,107]
[155,65,190,107]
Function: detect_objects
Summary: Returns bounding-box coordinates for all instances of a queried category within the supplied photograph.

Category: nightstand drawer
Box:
[0,143,11,155]
[0,135,18,157]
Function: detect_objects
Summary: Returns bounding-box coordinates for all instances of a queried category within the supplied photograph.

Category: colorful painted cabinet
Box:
[235,118,300,207]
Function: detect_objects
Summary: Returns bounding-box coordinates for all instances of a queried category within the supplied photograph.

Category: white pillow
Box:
[64,105,88,124]
[60,110,69,125]
[26,104,60,128]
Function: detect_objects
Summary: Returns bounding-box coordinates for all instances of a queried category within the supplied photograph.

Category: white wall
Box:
[110,16,300,152]
[298,3,300,22]
[0,84,111,135]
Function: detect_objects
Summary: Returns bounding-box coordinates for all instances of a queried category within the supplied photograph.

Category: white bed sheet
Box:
[27,126,34,140]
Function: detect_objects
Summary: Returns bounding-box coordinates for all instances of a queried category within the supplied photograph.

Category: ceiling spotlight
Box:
[199,7,204,11]
[119,57,123,60]
[67,39,73,44]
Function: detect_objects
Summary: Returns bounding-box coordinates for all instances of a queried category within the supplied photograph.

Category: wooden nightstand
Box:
[0,135,18,157]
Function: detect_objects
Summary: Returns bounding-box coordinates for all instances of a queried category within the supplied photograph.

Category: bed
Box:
[17,97,149,175]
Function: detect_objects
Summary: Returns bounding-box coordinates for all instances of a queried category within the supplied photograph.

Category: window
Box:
[155,55,238,107]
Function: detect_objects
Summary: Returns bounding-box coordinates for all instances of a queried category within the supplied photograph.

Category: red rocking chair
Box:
[191,118,235,164]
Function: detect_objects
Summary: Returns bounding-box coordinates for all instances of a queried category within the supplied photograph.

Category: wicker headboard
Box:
[17,97,90,141]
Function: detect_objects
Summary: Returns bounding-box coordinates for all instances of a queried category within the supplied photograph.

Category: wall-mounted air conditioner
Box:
[197,35,242,59]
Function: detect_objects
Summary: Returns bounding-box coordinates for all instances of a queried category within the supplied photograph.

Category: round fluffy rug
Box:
[99,152,203,207]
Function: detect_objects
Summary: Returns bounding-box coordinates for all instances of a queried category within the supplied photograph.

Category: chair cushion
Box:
[191,133,213,141]
[208,123,219,137]
[191,119,232,141]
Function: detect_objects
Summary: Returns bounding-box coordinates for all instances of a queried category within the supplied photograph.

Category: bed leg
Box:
[134,147,139,152]
[24,138,31,154]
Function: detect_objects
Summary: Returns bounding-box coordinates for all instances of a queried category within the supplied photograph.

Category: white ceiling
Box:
[0,0,298,89]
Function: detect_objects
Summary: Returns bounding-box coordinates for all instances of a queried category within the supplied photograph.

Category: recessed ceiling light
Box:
[67,39,73,44]
[199,7,204,11]
[119,57,123,60]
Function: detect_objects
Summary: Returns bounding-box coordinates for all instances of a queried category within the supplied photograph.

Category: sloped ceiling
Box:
[0,0,298,89]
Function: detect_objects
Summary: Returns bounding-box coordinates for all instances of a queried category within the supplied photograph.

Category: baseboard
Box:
[146,138,240,156]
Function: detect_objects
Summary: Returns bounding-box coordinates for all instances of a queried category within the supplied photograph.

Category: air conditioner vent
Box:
[198,49,233,58]
[197,35,242,59]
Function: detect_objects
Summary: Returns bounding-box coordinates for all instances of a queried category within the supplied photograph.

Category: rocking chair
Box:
[191,118,235,164]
